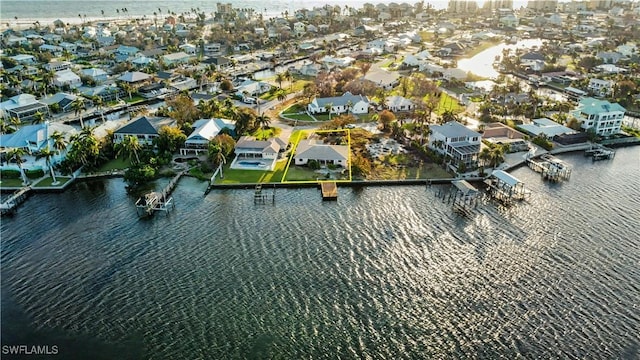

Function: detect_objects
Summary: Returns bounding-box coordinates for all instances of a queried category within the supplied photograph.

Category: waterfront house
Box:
[0,94,49,122]
[428,121,482,169]
[117,71,151,85]
[570,97,626,136]
[53,69,82,89]
[234,80,272,98]
[180,118,235,155]
[385,96,415,112]
[202,56,232,71]
[307,92,370,116]
[519,118,577,138]
[294,139,349,167]
[78,84,124,103]
[113,116,176,145]
[0,122,76,171]
[41,92,86,113]
[39,44,63,57]
[232,136,282,170]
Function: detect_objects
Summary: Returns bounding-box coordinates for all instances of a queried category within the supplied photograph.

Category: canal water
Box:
[1,148,639,359]
[457,39,544,79]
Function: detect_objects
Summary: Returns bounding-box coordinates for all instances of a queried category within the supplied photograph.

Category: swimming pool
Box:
[238,161,267,168]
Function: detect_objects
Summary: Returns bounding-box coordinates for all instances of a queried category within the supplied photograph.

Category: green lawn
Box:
[436,93,465,115]
[252,127,282,140]
[282,104,307,114]
[124,95,145,104]
[282,165,322,181]
[370,162,452,180]
[282,113,317,121]
[215,160,287,184]
[96,157,132,172]
[0,178,26,188]
[33,177,72,187]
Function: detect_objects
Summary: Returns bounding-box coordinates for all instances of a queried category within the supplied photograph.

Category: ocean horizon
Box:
[2,0,541,25]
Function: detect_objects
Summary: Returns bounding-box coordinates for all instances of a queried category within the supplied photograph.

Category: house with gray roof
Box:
[0,94,49,122]
[80,68,108,84]
[307,92,370,115]
[294,139,349,167]
[385,95,415,112]
[428,121,482,169]
[113,116,176,145]
[117,71,151,84]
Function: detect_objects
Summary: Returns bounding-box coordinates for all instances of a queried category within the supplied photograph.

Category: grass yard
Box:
[252,127,282,140]
[215,159,287,184]
[33,177,73,187]
[282,103,307,114]
[282,165,322,182]
[0,178,26,188]
[124,95,145,104]
[436,93,465,115]
[370,161,452,180]
[96,157,132,172]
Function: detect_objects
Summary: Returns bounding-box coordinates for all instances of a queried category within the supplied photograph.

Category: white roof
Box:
[491,170,522,187]
[186,118,235,144]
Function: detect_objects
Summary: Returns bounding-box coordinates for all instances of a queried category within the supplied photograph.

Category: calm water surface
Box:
[1,148,639,359]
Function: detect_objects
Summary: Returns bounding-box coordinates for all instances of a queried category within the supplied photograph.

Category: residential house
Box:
[0,122,76,171]
[294,139,349,167]
[293,22,306,36]
[179,43,198,55]
[0,94,49,122]
[596,51,625,64]
[385,96,415,112]
[180,118,235,155]
[113,116,176,145]
[59,42,77,53]
[78,84,124,102]
[44,61,72,72]
[80,68,108,84]
[307,92,370,115]
[587,78,614,97]
[232,136,282,170]
[202,56,232,71]
[10,54,36,65]
[117,71,151,85]
[162,52,191,66]
[53,69,82,89]
[570,97,625,135]
[39,44,63,57]
[362,69,400,90]
[428,121,482,169]
[234,80,272,98]
[41,92,83,113]
[518,118,577,138]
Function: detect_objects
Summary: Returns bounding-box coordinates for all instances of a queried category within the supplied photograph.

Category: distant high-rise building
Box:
[483,0,514,11]
[216,3,233,15]
[587,0,613,10]
[447,0,479,13]
[527,0,558,12]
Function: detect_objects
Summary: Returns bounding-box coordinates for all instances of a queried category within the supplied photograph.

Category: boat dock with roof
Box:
[526,154,572,182]
[584,144,615,161]
[135,170,184,217]
[484,170,528,205]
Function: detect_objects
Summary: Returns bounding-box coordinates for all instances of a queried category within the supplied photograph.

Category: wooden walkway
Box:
[320,182,338,200]
[0,186,32,216]
[135,170,185,217]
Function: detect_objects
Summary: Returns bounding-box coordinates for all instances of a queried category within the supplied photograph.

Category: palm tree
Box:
[284,70,293,91]
[36,146,60,185]
[120,82,134,100]
[7,148,30,185]
[93,96,105,123]
[71,97,86,128]
[324,102,333,120]
[256,114,271,131]
[31,111,46,124]
[275,73,285,89]
[41,71,55,96]
[479,147,491,167]
[489,146,505,168]
[440,109,458,124]
[116,135,141,164]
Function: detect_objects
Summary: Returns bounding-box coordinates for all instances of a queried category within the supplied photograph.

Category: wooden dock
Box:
[254,184,275,205]
[320,182,338,200]
[135,171,184,217]
[0,186,32,216]
[526,154,571,182]
[584,145,615,161]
